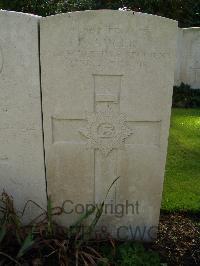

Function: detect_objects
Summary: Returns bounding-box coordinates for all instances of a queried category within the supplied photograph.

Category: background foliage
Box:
[173,83,200,108]
[0,0,200,27]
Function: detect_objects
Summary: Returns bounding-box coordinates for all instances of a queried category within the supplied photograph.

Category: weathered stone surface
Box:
[41,10,177,241]
[175,27,200,89]
[0,11,46,221]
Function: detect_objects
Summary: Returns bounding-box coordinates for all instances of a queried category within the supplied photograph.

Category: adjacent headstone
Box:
[41,10,177,241]
[176,27,200,89]
[174,28,183,86]
[0,11,46,221]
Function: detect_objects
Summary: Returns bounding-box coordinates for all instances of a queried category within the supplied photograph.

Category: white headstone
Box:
[0,11,46,221]
[174,28,183,86]
[41,10,177,241]
[178,27,200,89]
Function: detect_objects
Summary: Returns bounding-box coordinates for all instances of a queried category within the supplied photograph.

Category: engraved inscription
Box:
[190,68,200,84]
[77,29,137,50]
[195,69,200,82]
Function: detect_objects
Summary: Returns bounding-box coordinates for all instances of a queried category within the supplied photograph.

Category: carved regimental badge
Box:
[79,111,133,156]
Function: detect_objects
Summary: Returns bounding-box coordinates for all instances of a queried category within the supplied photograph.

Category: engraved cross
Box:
[51,74,161,204]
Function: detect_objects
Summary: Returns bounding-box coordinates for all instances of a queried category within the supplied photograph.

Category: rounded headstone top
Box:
[42,9,177,25]
[0,9,40,18]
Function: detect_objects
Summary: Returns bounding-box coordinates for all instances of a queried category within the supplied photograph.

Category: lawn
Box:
[162,108,200,212]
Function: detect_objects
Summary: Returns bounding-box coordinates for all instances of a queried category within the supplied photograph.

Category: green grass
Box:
[162,108,200,212]
[99,242,161,266]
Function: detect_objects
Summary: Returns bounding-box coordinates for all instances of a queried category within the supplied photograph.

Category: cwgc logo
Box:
[79,111,133,156]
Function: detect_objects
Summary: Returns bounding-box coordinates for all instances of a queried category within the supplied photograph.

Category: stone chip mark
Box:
[0,155,9,164]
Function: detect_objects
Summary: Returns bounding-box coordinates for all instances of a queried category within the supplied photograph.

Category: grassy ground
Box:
[162,108,200,212]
